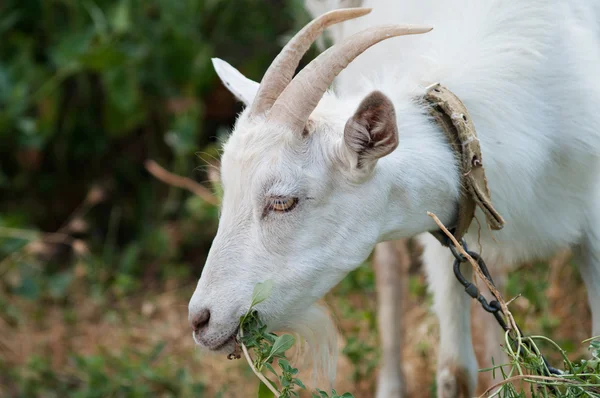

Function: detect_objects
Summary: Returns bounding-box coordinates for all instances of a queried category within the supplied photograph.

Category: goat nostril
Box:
[191,309,210,333]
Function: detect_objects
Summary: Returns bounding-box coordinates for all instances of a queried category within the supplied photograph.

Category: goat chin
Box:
[281,303,339,389]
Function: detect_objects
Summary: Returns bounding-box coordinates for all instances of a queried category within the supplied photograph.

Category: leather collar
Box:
[423,83,505,245]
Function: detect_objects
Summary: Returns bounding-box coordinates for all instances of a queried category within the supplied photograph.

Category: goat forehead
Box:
[226,119,296,153]
[219,121,337,199]
[220,144,303,192]
[221,126,305,174]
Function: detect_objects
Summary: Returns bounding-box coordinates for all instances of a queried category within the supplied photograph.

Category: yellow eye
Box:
[270,197,298,212]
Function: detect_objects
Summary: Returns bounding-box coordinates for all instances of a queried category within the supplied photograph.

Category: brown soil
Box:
[0,250,591,398]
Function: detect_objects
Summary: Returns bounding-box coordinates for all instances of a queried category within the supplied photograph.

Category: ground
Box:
[0,246,592,397]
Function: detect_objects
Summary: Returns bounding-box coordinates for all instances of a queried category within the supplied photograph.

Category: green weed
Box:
[238,280,355,398]
[479,335,600,397]
[0,343,205,397]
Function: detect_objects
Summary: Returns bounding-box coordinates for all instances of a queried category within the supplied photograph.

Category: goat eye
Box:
[269,197,298,212]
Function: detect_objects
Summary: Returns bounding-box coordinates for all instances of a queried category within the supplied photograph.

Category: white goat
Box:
[189,1,600,396]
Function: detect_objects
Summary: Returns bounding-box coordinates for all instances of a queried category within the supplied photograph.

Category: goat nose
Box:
[190,308,210,333]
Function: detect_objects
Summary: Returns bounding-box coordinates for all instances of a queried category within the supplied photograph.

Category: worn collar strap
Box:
[423,83,505,245]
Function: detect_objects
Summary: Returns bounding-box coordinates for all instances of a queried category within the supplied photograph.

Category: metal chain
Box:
[448,238,562,376]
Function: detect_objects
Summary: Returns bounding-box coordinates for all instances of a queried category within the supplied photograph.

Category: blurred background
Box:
[0,0,592,397]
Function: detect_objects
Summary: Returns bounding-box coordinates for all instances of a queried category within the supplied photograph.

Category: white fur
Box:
[190,1,600,396]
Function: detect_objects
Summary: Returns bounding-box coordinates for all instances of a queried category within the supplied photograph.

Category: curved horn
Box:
[269,24,433,129]
[249,7,372,116]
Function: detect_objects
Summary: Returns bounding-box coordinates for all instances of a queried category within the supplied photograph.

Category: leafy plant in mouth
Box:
[229,279,600,397]
[231,280,354,398]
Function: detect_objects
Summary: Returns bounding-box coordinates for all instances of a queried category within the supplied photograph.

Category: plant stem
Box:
[427,212,519,333]
[238,328,281,397]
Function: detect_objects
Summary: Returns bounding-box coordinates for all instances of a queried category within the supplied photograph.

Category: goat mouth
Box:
[212,330,237,351]
[193,326,239,353]
[201,325,239,353]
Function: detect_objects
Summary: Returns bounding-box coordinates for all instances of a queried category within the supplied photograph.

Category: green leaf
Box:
[48,271,74,299]
[278,359,292,372]
[264,363,277,376]
[268,335,295,361]
[13,274,40,300]
[257,380,276,398]
[0,10,21,34]
[294,378,306,390]
[147,341,166,363]
[79,44,126,72]
[111,0,131,34]
[312,389,329,398]
[49,30,92,69]
[119,243,141,274]
[590,339,600,359]
[250,280,273,308]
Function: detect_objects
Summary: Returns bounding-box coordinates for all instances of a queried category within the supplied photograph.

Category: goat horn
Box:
[269,24,433,130]
[249,7,372,116]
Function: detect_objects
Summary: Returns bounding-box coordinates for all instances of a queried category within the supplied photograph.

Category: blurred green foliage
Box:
[0,2,316,394]
[1,343,206,397]
[0,0,313,285]
[1,2,591,397]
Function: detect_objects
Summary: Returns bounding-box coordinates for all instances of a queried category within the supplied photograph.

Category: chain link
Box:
[449,239,562,376]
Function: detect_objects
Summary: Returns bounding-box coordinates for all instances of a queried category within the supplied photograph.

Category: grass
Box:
[0,239,595,397]
[478,335,600,397]
[236,280,355,397]
[235,275,600,398]
[1,344,206,398]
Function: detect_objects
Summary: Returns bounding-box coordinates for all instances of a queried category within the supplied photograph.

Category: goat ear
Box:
[344,91,398,170]
[212,58,259,106]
